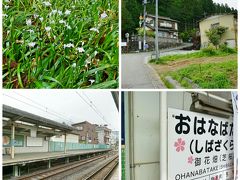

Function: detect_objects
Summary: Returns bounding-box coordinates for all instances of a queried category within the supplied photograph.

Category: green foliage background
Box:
[122,0,237,37]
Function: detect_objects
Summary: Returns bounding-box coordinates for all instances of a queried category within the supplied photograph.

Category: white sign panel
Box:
[27,136,43,147]
[121,42,127,47]
[168,108,234,180]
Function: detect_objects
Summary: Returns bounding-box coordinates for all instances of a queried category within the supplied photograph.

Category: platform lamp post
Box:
[155,0,159,60]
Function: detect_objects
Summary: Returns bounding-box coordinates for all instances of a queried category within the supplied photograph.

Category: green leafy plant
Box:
[165,60,237,89]
[205,26,228,48]
[3,0,119,88]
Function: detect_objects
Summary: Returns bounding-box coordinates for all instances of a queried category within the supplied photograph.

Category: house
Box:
[96,125,111,145]
[110,131,119,146]
[199,14,238,48]
[145,14,179,41]
[72,121,98,144]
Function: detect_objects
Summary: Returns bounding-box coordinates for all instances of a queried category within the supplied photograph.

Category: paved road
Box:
[121,49,197,89]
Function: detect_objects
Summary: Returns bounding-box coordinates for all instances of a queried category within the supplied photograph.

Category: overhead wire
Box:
[3,93,74,125]
[82,92,106,120]
[75,91,112,127]
[12,91,75,124]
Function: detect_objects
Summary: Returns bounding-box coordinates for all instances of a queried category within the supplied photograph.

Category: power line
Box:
[3,93,74,125]
[75,91,111,126]
[12,91,75,124]
[82,92,106,120]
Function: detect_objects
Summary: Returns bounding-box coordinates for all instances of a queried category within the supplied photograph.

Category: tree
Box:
[205,26,228,48]
[121,0,237,39]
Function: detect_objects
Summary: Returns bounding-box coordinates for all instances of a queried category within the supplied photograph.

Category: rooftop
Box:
[146,14,179,22]
[3,105,76,133]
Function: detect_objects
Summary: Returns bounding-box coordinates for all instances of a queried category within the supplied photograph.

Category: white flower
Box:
[4,5,10,10]
[90,27,99,33]
[77,47,85,53]
[72,63,76,68]
[49,10,57,16]
[26,19,32,26]
[58,10,63,15]
[89,79,95,85]
[86,60,91,64]
[33,14,39,19]
[5,0,10,3]
[43,1,51,6]
[100,11,108,19]
[59,20,66,24]
[27,29,34,33]
[28,42,36,47]
[39,17,44,22]
[2,14,8,18]
[66,25,71,29]
[63,43,74,48]
[50,20,55,24]
[65,10,71,15]
[94,51,98,56]
[52,9,57,14]
[45,26,51,31]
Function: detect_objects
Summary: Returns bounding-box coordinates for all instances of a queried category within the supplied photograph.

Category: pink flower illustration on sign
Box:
[174,138,185,152]
[188,156,193,164]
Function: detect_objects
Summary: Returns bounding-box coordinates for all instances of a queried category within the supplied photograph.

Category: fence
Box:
[49,141,110,152]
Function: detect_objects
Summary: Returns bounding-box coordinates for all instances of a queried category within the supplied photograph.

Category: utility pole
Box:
[155,0,159,59]
[143,0,147,51]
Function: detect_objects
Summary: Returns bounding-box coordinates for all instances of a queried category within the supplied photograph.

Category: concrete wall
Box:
[199,14,237,48]
[125,92,192,180]
[50,134,79,143]
[14,136,49,153]
[97,131,105,144]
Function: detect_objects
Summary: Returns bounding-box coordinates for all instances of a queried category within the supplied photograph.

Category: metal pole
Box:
[155,0,159,59]
[64,133,67,154]
[160,92,167,180]
[11,123,15,159]
[143,1,146,51]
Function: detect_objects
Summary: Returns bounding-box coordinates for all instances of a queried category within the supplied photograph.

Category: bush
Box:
[219,44,236,54]
[201,45,217,56]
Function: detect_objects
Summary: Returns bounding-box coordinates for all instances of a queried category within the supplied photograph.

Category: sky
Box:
[213,0,237,8]
[2,90,119,131]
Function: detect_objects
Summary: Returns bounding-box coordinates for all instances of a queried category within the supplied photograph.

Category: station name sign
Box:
[168,108,234,180]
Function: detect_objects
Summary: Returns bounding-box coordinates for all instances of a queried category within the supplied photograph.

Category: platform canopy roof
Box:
[3,105,77,133]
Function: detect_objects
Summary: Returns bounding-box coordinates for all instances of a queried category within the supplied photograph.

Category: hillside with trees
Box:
[122,0,237,40]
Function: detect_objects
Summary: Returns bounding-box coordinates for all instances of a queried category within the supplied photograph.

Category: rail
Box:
[16,155,107,180]
[83,154,119,180]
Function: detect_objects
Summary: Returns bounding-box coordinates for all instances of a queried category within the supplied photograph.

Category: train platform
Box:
[110,165,119,180]
[3,149,111,167]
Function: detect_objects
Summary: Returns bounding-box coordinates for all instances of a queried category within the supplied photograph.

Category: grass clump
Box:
[3,0,119,88]
[151,46,237,64]
[164,60,237,89]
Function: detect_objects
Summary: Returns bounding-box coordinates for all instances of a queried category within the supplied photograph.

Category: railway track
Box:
[83,154,119,180]
[16,155,107,180]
